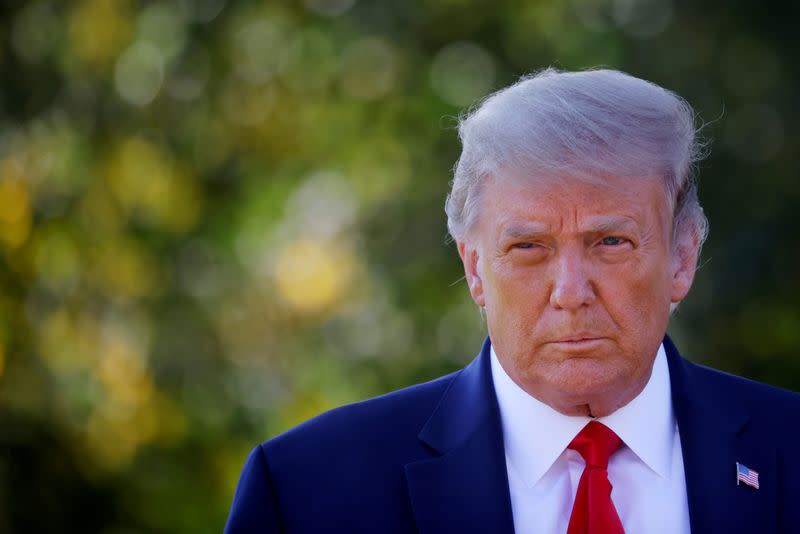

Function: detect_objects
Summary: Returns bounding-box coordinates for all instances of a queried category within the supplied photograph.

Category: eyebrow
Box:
[583,216,639,235]
[498,217,639,240]
[499,223,551,240]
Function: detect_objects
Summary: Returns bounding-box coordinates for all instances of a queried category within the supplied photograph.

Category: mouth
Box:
[546,337,607,350]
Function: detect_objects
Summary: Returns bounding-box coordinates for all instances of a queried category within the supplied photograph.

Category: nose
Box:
[549,245,596,310]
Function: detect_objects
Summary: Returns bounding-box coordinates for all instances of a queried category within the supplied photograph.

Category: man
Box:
[224,68,800,533]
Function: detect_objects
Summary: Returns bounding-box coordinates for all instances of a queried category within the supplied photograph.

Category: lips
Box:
[550,335,604,343]
[544,336,608,351]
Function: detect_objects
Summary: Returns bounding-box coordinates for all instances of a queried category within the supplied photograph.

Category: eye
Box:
[512,242,547,252]
[600,236,625,246]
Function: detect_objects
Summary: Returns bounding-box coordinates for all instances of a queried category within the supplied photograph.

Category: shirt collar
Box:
[491,342,675,488]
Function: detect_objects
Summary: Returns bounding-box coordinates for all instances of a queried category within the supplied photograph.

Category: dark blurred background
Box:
[0,0,798,532]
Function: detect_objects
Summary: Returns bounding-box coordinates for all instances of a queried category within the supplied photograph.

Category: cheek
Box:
[601,262,673,328]
[482,264,549,345]
[485,262,548,310]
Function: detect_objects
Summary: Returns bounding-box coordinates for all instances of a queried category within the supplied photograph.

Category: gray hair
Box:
[445,67,709,249]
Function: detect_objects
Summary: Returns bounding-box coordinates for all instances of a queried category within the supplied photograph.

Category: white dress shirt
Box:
[490,344,690,534]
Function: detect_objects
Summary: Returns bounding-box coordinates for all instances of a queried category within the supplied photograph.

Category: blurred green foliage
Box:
[0,0,798,532]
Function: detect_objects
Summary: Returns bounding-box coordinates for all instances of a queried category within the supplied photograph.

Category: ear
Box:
[457,241,485,307]
[670,224,702,303]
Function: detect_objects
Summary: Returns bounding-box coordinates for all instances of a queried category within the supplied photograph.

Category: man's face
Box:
[458,171,698,417]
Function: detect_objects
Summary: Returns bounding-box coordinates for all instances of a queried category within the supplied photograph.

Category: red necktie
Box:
[567,421,625,534]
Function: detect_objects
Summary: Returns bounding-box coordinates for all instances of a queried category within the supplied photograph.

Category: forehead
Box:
[477,169,671,234]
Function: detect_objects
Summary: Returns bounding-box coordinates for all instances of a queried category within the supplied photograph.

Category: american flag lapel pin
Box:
[736,462,760,490]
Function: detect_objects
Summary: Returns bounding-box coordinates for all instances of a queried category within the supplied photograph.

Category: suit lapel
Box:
[665,336,777,532]
[405,339,515,534]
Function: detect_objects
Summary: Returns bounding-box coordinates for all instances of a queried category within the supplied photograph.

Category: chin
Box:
[540,359,631,398]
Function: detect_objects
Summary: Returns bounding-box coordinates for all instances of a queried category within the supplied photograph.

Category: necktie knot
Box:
[568,421,623,469]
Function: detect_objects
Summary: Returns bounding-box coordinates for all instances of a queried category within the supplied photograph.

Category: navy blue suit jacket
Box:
[224,337,800,533]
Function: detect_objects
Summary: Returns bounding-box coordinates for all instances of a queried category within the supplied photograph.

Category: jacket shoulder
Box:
[262,368,459,473]
[252,369,461,530]
[682,358,800,422]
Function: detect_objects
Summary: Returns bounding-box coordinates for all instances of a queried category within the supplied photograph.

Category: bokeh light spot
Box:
[0,167,33,250]
[39,308,99,374]
[11,2,60,64]
[69,0,134,70]
[285,172,358,239]
[0,176,30,228]
[106,137,202,232]
[114,41,165,107]
[348,136,411,204]
[137,2,188,63]
[612,0,673,38]
[572,0,672,38]
[78,181,125,238]
[430,41,495,107]
[32,227,81,293]
[85,401,156,472]
[273,239,354,315]
[339,37,397,100]
[24,114,91,200]
[231,13,295,85]
[177,0,227,23]
[281,29,338,95]
[87,237,161,300]
[96,336,152,411]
